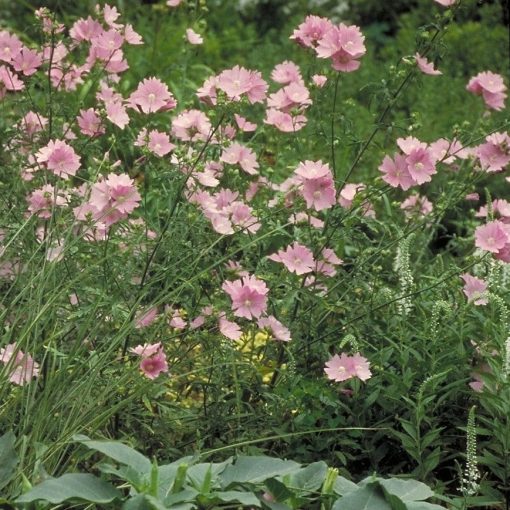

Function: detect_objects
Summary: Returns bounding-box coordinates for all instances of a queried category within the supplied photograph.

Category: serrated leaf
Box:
[16,473,120,504]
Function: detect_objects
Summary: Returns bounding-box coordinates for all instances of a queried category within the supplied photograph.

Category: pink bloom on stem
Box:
[140,351,168,379]
[12,48,42,76]
[434,0,457,6]
[77,108,104,137]
[172,109,212,142]
[405,148,436,184]
[89,173,141,226]
[27,184,66,218]
[217,65,268,104]
[36,139,81,179]
[316,23,366,72]
[301,175,336,211]
[219,316,242,340]
[467,71,507,111]
[475,220,509,253]
[264,108,307,132]
[415,53,442,75]
[290,15,333,48]
[268,242,315,275]
[379,154,416,190]
[271,61,302,84]
[220,142,259,175]
[400,194,433,218]
[0,343,39,386]
[312,74,327,87]
[186,28,203,45]
[461,274,488,306]
[476,132,510,172]
[135,307,159,329]
[324,352,372,382]
[222,274,269,320]
[258,316,291,342]
[167,0,182,6]
[234,114,257,132]
[129,77,175,114]
[0,31,22,63]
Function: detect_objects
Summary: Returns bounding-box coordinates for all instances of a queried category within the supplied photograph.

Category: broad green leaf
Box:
[405,502,446,510]
[265,478,293,502]
[211,490,261,507]
[333,476,359,496]
[332,484,392,510]
[287,461,328,492]
[0,431,18,490]
[16,473,120,504]
[377,478,434,501]
[221,456,301,487]
[164,488,199,507]
[74,434,151,474]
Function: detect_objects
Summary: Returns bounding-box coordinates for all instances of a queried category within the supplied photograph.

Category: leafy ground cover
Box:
[0,0,509,508]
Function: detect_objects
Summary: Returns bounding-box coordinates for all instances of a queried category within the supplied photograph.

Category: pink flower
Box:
[300,175,336,211]
[400,194,433,218]
[130,342,168,379]
[474,220,509,253]
[0,31,22,63]
[379,154,416,190]
[219,316,242,340]
[129,77,176,114]
[217,65,268,104]
[0,343,39,386]
[135,307,159,329]
[140,351,168,379]
[268,242,315,275]
[434,0,456,6]
[77,108,104,137]
[476,132,510,172]
[461,274,488,306]
[89,173,141,226]
[324,352,372,382]
[405,147,436,184]
[267,82,312,112]
[186,28,203,45]
[36,140,81,179]
[415,53,442,75]
[222,274,269,320]
[172,109,211,141]
[271,61,302,84]
[264,109,307,132]
[467,71,507,111]
[290,15,333,48]
[220,142,259,175]
[316,24,366,72]
[167,0,182,6]
[12,48,42,76]
[258,316,291,342]
[312,74,327,87]
[234,114,257,132]
[27,184,67,218]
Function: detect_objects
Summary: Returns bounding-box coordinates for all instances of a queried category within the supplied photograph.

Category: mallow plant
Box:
[0,0,508,506]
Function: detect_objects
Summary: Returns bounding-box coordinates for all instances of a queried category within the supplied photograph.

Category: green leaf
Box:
[265,478,293,502]
[287,461,328,492]
[333,476,359,496]
[211,490,261,507]
[74,434,151,474]
[377,478,434,501]
[122,494,169,510]
[221,456,301,487]
[332,484,392,510]
[0,431,18,490]
[405,502,446,510]
[16,473,120,504]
